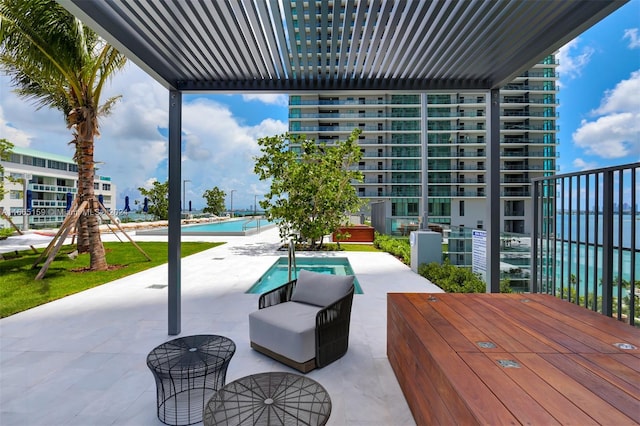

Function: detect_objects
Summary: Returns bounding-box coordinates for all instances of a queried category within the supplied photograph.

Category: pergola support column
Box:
[168,90,182,335]
[486,89,501,293]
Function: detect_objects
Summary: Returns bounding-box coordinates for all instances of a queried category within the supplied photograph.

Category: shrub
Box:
[418,260,485,293]
[373,232,410,265]
[418,260,512,293]
[0,228,15,240]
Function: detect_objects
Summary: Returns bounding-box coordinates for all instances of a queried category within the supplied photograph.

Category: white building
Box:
[288,56,558,237]
[0,146,116,231]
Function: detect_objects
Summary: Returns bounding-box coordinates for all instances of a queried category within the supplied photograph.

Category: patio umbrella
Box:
[189,200,192,212]
[26,189,32,212]
[98,194,104,211]
[143,197,149,213]
[66,192,73,212]
[124,196,131,212]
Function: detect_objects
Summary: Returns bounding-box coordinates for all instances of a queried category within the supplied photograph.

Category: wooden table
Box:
[387,293,640,425]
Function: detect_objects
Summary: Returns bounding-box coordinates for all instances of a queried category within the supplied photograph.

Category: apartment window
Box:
[102,183,111,191]
[94,183,99,189]
[459,201,465,216]
[10,190,22,200]
[378,136,383,144]
[33,157,46,167]
[48,160,67,171]
[9,153,20,163]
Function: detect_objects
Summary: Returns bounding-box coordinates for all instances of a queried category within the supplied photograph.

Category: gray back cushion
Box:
[291,269,354,307]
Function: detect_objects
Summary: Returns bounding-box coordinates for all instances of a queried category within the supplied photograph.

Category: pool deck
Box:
[0,227,443,425]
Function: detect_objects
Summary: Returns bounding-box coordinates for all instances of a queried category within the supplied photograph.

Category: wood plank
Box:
[410,295,480,353]
[514,352,637,425]
[388,295,478,425]
[541,353,640,423]
[576,353,640,396]
[474,295,606,354]
[388,303,452,425]
[531,294,640,345]
[388,294,519,425]
[387,293,640,426]
[479,351,601,425]
[439,293,564,353]
[460,352,568,426]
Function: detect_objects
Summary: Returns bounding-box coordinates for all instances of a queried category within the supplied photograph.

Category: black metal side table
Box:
[203,372,332,426]
[147,335,236,426]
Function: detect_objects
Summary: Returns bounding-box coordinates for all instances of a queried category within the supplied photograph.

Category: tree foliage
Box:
[254,129,364,249]
[138,180,169,220]
[0,138,14,202]
[202,187,226,216]
[0,0,127,270]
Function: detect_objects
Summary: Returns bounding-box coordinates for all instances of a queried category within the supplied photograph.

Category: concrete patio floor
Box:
[0,227,443,425]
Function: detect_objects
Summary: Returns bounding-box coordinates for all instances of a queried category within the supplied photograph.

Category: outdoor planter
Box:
[332,225,375,243]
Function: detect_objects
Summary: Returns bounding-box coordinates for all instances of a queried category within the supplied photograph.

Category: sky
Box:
[0,1,638,211]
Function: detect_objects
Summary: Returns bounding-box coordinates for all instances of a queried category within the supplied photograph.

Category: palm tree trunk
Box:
[73,107,107,270]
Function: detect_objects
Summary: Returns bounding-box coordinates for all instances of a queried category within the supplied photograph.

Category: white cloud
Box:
[557,38,594,85]
[623,28,640,49]
[572,70,640,160]
[0,60,289,209]
[241,94,288,107]
[593,70,640,115]
[572,158,598,171]
[573,112,640,159]
[0,105,33,147]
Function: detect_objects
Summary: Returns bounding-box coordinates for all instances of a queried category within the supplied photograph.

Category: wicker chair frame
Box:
[252,279,355,373]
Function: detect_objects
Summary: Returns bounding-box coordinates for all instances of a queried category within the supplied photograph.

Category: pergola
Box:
[59,0,628,335]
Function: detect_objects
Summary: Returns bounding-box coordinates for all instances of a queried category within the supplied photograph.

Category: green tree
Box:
[254,129,364,249]
[202,187,226,216]
[0,0,126,270]
[138,180,169,220]
[0,138,14,202]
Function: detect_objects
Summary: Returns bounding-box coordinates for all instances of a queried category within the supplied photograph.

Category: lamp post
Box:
[254,194,258,216]
[182,179,191,212]
[230,189,236,217]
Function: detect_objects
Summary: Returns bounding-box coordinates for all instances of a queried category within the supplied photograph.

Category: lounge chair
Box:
[249,269,355,373]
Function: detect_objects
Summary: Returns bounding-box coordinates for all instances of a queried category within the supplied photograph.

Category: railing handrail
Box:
[531,161,640,182]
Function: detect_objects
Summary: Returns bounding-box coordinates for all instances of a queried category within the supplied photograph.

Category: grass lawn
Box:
[324,243,381,252]
[0,241,222,318]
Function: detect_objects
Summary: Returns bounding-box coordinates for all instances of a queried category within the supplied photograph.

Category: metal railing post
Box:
[602,170,614,317]
[531,180,540,293]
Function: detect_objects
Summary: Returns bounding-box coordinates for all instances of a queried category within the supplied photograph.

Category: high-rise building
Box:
[288,55,558,237]
[0,146,116,230]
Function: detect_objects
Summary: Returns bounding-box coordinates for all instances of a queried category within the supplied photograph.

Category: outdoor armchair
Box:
[249,269,355,373]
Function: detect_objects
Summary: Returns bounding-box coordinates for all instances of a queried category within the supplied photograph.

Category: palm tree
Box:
[0,0,126,270]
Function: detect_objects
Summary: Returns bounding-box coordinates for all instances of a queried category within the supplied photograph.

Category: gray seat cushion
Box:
[290,269,354,307]
[249,301,322,363]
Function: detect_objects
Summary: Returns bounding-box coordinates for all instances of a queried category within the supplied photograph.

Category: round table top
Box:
[147,335,236,376]
[203,372,332,426]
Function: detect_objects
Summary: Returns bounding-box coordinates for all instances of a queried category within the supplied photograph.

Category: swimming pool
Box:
[136,218,277,236]
[247,256,363,294]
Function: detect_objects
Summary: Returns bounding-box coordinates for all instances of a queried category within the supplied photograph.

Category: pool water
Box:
[247,257,363,294]
[182,218,274,233]
[136,218,276,236]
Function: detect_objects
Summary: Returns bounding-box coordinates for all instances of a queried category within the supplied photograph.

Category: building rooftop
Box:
[0,227,442,425]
